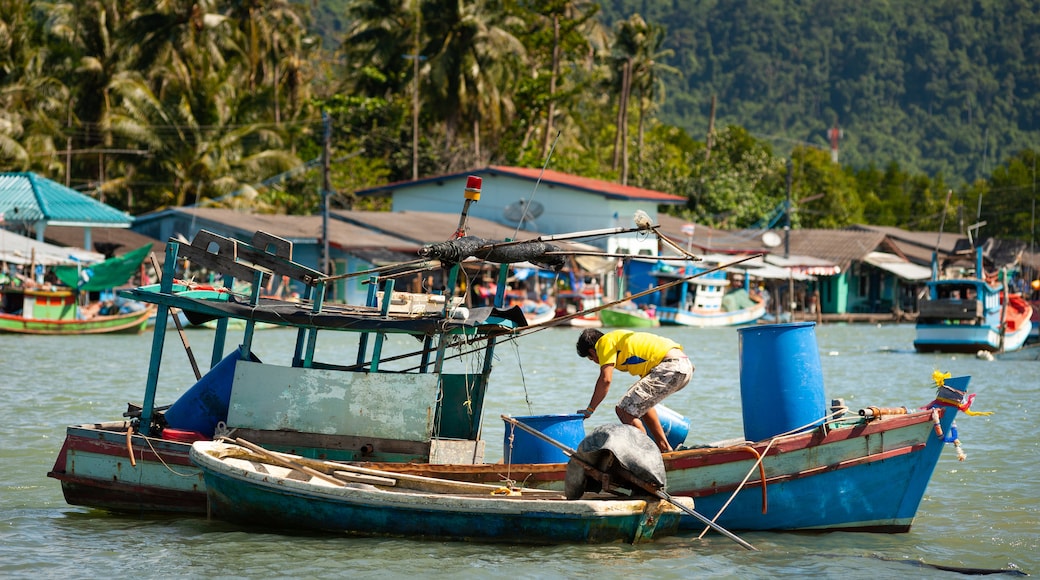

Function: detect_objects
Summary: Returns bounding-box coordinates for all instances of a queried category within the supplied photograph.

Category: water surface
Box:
[1,323,1035,578]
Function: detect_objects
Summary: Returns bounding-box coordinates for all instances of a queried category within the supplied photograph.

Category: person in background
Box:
[575,328,694,452]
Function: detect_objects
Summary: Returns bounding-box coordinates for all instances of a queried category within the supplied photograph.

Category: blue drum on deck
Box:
[164,350,255,437]
[737,322,827,442]
[653,404,690,449]
[503,414,585,464]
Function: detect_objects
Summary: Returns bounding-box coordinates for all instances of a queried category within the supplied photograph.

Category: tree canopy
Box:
[0,0,1036,246]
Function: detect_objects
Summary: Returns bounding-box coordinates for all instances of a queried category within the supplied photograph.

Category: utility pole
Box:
[321,111,332,294]
[705,94,716,161]
[412,6,420,181]
[784,158,792,259]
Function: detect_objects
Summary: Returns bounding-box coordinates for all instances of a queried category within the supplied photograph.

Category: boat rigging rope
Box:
[696,440,773,540]
[138,431,203,478]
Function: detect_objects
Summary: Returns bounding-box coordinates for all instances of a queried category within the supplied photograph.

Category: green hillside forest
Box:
[1,0,1037,244]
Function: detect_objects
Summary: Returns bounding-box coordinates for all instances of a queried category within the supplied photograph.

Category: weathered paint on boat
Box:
[361,400,961,533]
[190,440,688,544]
[48,227,523,514]
[49,422,205,513]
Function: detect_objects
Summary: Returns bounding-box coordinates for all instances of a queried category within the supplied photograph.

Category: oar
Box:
[229,437,345,487]
[502,415,757,551]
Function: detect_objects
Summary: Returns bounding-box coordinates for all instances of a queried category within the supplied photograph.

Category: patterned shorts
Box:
[618,357,694,418]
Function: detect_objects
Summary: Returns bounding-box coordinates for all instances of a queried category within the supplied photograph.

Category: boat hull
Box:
[913,277,1033,353]
[598,307,659,328]
[361,407,958,533]
[47,423,206,514]
[0,309,150,335]
[52,405,956,533]
[913,323,1032,353]
[655,302,766,328]
[191,442,686,544]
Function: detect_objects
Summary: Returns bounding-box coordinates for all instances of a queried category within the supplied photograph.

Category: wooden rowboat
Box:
[190,439,691,544]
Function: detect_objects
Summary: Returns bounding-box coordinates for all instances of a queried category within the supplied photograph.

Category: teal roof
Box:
[0,172,132,228]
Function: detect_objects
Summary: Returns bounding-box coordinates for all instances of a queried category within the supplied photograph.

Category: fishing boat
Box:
[47,187,655,514]
[189,439,690,544]
[914,246,1033,353]
[0,244,153,335]
[598,304,659,327]
[0,286,151,334]
[647,260,766,327]
[362,323,978,534]
[47,225,540,513]
[554,289,603,327]
[46,190,973,533]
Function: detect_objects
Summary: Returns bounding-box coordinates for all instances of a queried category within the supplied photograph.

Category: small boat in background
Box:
[598,304,659,327]
[0,286,151,334]
[648,260,766,327]
[914,246,1033,353]
[554,289,603,327]
[191,439,690,544]
[0,244,153,335]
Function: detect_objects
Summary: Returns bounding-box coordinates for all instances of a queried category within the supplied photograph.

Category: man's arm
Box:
[580,364,614,417]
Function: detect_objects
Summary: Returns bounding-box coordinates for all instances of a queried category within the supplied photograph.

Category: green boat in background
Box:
[598,305,659,328]
[0,244,152,335]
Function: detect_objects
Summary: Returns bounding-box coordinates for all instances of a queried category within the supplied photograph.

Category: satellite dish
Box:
[503,199,544,224]
[762,231,782,248]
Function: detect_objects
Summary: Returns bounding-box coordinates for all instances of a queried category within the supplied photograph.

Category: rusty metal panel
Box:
[227,361,437,441]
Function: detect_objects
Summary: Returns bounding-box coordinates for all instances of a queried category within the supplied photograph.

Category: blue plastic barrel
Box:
[653,404,690,449]
[164,350,257,437]
[503,414,586,464]
[737,322,827,441]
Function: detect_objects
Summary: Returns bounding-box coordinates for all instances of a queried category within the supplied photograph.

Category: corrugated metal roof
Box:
[44,226,163,260]
[0,172,133,227]
[354,166,687,204]
[171,207,421,251]
[863,251,933,281]
[848,224,962,266]
[655,214,767,253]
[331,209,542,245]
[0,229,104,265]
[784,229,888,271]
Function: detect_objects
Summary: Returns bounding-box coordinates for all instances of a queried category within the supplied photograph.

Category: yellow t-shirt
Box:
[595,330,682,378]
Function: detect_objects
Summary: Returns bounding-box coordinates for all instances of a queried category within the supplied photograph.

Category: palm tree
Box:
[119,0,232,99]
[608,15,649,181]
[224,0,315,126]
[0,0,70,173]
[608,14,678,185]
[630,20,678,177]
[422,0,525,166]
[514,0,603,160]
[341,0,418,98]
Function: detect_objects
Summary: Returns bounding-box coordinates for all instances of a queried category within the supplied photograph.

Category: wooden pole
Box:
[149,253,201,380]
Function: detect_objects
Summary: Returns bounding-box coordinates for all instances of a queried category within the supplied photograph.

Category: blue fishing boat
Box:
[190,439,690,544]
[363,323,979,533]
[47,194,975,534]
[914,246,1033,353]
